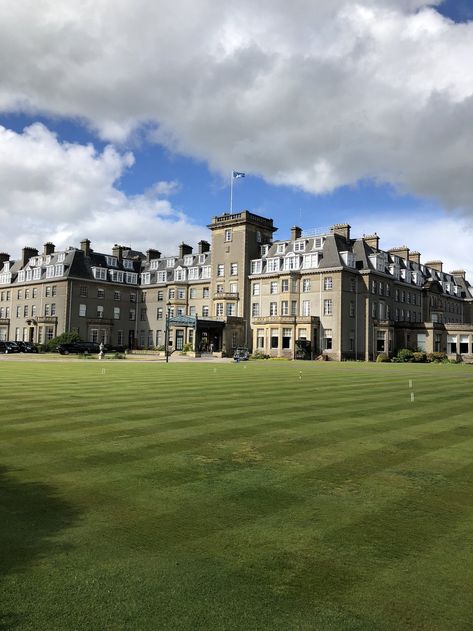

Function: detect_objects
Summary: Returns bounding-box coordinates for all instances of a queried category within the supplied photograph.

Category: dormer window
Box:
[57,253,65,263]
[294,240,306,252]
[198,254,206,264]
[283,253,300,271]
[251,259,262,274]
[183,255,193,266]
[276,243,286,254]
[166,258,175,268]
[313,237,324,250]
[123,259,134,270]
[141,272,151,285]
[106,256,118,267]
[261,245,269,257]
[174,267,186,281]
[340,251,355,268]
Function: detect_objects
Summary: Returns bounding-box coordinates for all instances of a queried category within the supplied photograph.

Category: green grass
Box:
[1,361,473,631]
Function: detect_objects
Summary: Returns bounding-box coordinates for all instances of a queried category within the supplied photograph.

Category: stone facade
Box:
[0,211,472,360]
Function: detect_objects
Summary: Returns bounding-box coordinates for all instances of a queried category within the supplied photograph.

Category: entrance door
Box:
[176,329,184,351]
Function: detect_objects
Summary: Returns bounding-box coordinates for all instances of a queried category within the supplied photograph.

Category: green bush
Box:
[46,331,81,352]
[376,353,390,363]
[412,351,427,363]
[251,351,270,360]
[428,352,448,363]
[396,348,415,362]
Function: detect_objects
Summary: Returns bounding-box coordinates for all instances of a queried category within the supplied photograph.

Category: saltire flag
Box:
[232,171,245,178]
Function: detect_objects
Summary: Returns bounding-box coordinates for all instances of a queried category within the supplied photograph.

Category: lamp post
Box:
[165,300,172,363]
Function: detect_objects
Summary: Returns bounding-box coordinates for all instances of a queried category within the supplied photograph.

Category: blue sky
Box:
[0,1,472,273]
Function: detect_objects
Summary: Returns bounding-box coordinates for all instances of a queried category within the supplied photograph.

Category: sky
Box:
[0,0,472,275]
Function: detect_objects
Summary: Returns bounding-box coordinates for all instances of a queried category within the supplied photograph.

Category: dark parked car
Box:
[57,342,100,355]
[233,347,250,361]
[104,344,127,353]
[16,341,39,353]
[0,341,21,354]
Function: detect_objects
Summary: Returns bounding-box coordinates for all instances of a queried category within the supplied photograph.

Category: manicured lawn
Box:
[1,360,473,630]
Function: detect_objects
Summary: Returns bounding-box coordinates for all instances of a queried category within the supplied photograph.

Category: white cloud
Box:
[0,124,206,256]
[0,1,472,216]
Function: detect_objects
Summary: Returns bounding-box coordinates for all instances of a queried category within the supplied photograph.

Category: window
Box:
[157,308,163,319]
[349,301,355,317]
[141,272,151,285]
[97,305,104,319]
[114,307,120,320]
[130,293,136,303]
[350,278,357,292]
[168,288,175,299]
[203,287,209,298]
[281,300,289,316]
[55,264,64,277]
[229,282,237,294]
[302,254,318,269]
[114,291,121,301]
[302,300,311,316]
[33,268,41,280]
[251,282,260,297]
[189,288,196,299]
[106,256,118,267]
[226,303,236,316]
[251,260,262,274]
[323,299,333,315]
[230,263,238,276]
[51,303,56,316]
[174,268,186,281]
[216,284,224,294]
[281,279,289,292]
[270,281,278,294]
[31,305,37,317]
[277,243,286,254]
[188,267,199,280]
[217,264,225,277]
[202,305,209,317]
[129,309,136,321]
[109,270,124,282]
[417,333,427,352]
[267,258,280,273]
[25,289,30,299]
[32,288,38,298]
[90,329,99,343]
[324,329,333,350]
[252,303,260,317]
[189,305,196,316]
[216,303,224,317]
[269,302,277,316]
[302,279,311,292]
[184,255,193,266]
[291,300,297,316]
[44,304,49,317]
[257,329,264,348]
[377,330,386,352]
[294,241,305,252]
[284,254,300,271]
[324,277,333,291]
[157,271,167,283]
[166,258,175,268]
[225,228,232,242]
[97,288,105,299]
[282,328,292,349]
[92,267,107,280]
[123,260,133,270]
[24,305,29,317]
[270,328,279,348]
[177,288,185,299]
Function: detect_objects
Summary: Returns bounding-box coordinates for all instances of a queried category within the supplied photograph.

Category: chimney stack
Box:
[146,249,161,261]
[363,234,379,250]
[0,253,10,266]
[21,247,38,267]
[43,242,55,256]
[450,269,466,280]
[291,226,302,240]
[409,251,421,265]
[330,223,351,241]
[80,239,91,256]
[389,246,410,262]
[426,260,443,273]
[112,244,123,262]
[179,243,193,258]
[198,240,210,254]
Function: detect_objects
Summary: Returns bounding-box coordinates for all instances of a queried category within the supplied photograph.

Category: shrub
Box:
[376,353,390,363]
[396,348,415,363]
[412,351,427,363]
[251,351,270,360]
[428,352,447,363]
[182,343,193,353]
[46,331,81,352]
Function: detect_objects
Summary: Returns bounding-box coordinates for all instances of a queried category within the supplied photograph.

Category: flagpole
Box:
[230,171,233,213]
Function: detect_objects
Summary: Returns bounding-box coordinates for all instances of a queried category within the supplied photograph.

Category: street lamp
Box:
[165,300,172,363]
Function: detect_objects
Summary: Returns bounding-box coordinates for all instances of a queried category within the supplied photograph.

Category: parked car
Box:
[56,342,100,355]
[16,341,39,353]
[0,341,21,354]
[104,344,127,353]
[233,347,250,361]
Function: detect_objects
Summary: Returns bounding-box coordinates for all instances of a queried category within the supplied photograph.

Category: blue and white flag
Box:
[232,171,245,179]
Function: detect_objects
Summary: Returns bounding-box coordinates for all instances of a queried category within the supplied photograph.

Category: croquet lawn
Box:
[1,360,473,630]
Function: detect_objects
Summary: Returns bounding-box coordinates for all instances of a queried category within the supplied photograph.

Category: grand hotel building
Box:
[0,210,472,360]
